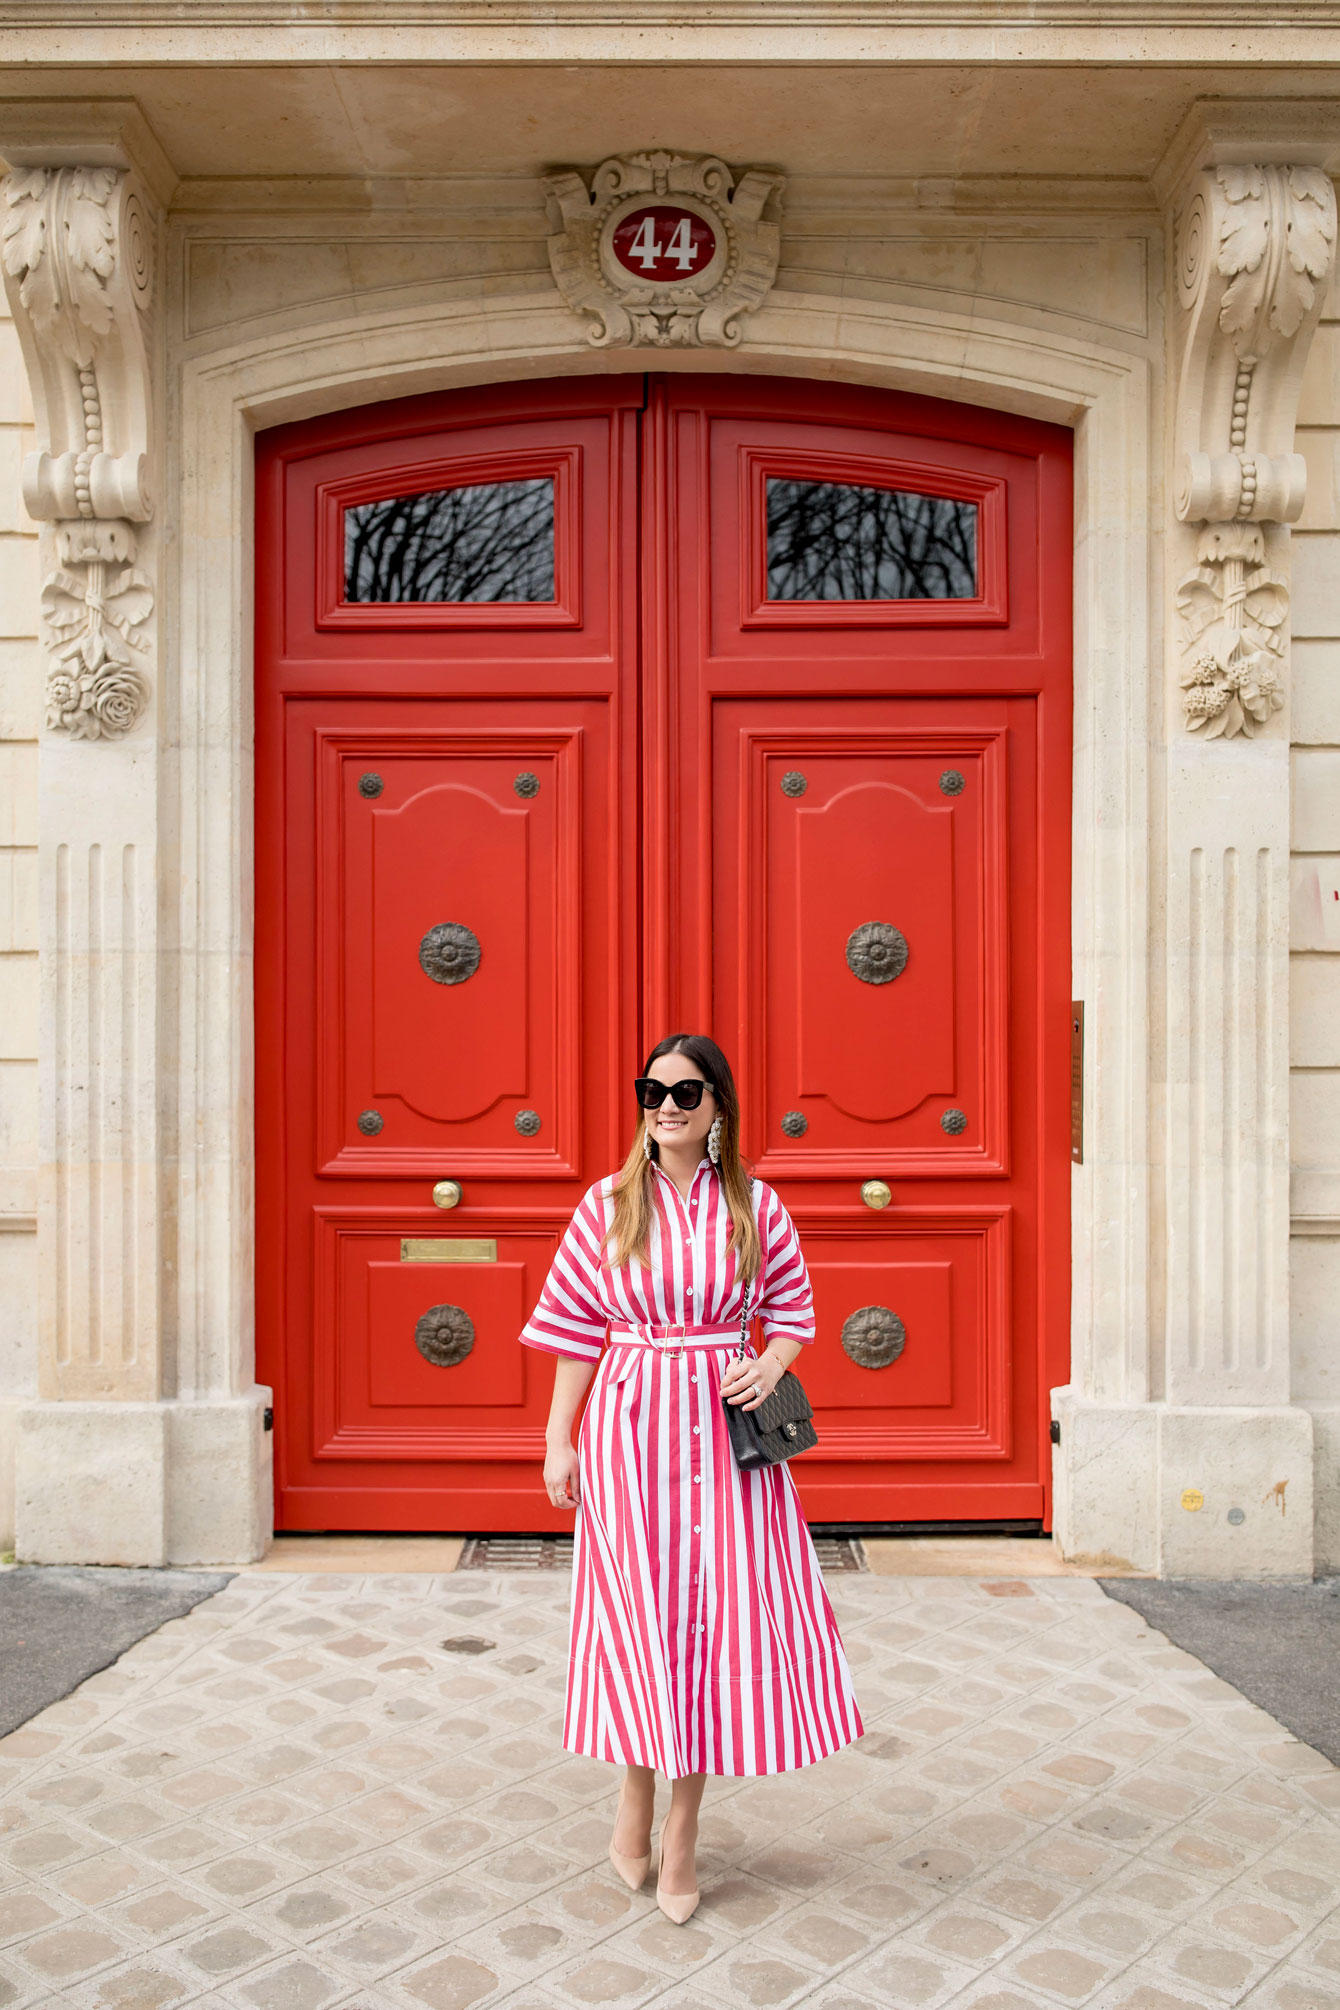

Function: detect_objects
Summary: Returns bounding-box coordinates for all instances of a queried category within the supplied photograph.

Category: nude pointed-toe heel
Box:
[608,1838,652,1891]
[654,1828,700,1923]
[654,1878,700,1924]
[608,1784,652,1892]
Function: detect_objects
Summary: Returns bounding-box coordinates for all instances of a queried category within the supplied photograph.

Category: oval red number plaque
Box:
[610,204,717,282]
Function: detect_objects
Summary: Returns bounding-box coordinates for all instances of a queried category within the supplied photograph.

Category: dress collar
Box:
[652,1156,714,1198]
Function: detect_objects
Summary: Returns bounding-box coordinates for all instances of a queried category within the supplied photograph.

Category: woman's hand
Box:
[544,1441,581,1510]
[541,1361,593,1511]
[721,1349,787,1411]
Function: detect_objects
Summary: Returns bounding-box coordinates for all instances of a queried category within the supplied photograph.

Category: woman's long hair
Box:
[605,1033,761,1285]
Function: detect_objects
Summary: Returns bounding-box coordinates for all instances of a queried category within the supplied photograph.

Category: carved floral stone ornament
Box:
[1177,523,1287,737]
[1172,161,1337,737]
[544,151,784,349]
[1,165,155,740]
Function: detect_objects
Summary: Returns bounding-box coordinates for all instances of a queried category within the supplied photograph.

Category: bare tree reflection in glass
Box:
[345,478,556,603]
[766,478,977,601]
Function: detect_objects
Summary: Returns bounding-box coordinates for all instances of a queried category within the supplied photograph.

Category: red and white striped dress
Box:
[521,1160,864,1778]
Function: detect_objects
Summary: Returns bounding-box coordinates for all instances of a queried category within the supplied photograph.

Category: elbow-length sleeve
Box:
[520,1182,610,1363]
[754,1181,816,1347]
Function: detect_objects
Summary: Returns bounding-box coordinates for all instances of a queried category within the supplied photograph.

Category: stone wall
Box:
[0,290,38,1551]
[1293,278,1340,1573]
[0,125,1336,1568]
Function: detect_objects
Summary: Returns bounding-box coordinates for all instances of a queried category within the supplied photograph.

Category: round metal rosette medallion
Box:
[356,1109,383,1136]
[781,1110,808,1138]
[939,769,966,797]
[513,772,540,799]
[358,772,384,798]
[940,1108,968,1135]
[846,921,909,986]
[419,922,482,986]
[414,1303,475,1368]
[841,1305,907,1371]
[514,1109,542,1136]
[780,771,808,798]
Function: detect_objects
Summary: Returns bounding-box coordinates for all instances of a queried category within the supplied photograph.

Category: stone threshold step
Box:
[237,1530,1139,1575]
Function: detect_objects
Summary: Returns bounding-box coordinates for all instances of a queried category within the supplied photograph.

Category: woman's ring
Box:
[752,1383,762,1399]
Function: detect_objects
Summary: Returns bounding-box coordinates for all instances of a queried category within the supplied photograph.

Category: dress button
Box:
[690,1375,697,1384]
[693,1474,701,1484]
[693,1426,700,1435]
[693,1526,701,1534]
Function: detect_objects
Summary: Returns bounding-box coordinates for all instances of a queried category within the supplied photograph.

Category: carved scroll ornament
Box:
[1173,164,1336,737]
[1,166,155,740]
[545,150,784,349]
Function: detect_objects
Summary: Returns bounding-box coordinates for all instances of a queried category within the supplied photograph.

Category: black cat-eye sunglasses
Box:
[634,1076,712,1111]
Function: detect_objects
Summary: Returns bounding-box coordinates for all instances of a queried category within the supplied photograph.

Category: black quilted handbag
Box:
[723,1185,819,1471]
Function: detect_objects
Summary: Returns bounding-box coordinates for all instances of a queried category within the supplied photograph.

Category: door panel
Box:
[721,716,1010,1178]
[657,378,1070,1526]
[320,727,588,1177]
[256,382,641,1530]
[313,1214,558,1454]
[256,373,1070,1533]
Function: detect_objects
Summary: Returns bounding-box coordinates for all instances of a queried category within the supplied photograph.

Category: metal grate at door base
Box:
[458,1535,574,1570]
[811,1536,868,1572]
[458,1533,866,1571]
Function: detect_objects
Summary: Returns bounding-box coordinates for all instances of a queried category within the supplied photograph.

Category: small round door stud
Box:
[357,1109,384,1136]
[860,1179,892,1210]
[781,1110,808,1137]
[513,772,540,799]
[939,770,965,796]
[419,922,482,986]
[846,922,909,985]
[514,1109,542,1136]
[780,771,808,797]
[432,1180,463,1210]
[358,772,384,798]
[841,1306,907,1370]
[415,1303,475,1368]
[940,1108,968,1135]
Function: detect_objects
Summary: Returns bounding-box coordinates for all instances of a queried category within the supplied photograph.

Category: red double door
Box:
[256,375,1072,1532]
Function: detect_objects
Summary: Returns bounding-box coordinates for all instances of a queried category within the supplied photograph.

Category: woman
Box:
[520,1033,864,1924]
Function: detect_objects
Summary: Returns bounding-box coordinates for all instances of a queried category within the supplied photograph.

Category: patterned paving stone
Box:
[0,1572,1337,2008]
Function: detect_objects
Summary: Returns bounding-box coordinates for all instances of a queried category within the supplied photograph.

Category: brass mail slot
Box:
[400,1238,497,1264]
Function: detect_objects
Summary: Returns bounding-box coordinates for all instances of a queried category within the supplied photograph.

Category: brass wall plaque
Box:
[400,1238,497,1263]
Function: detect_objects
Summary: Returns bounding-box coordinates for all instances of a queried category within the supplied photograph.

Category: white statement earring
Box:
[643,1125,655,1161]
[707,1116,724,1165]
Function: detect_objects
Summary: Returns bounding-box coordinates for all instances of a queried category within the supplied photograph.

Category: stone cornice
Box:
[0,98,177,208]
[5,0,1340,17]
[1155,98,1340,206]
[167,172,1159,218]
[5,9,1340,60]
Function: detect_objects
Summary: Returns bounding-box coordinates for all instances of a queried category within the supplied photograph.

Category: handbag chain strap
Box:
[735,1176,755,1360]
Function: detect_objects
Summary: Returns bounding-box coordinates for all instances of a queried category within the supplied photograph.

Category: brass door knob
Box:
[861,1179,892,1210]
[432,1180,463,1210]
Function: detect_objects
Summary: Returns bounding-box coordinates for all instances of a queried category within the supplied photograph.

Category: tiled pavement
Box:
[2,1572,1340,2010]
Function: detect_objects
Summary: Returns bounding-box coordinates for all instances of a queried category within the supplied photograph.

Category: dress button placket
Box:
[684,1181,705,1662]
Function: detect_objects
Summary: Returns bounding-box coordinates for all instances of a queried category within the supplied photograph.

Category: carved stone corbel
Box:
[1171,162,1336,737]
[545,150,784,349]
[1,165,156,739]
